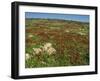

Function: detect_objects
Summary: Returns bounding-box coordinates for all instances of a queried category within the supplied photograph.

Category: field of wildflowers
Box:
[25,19,89,68]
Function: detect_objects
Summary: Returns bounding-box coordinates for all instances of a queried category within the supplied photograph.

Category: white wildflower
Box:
[25,53,30,60]
[28,34,33,38]
[65,30,70,33]
[46,47,56,55]
[44,43,52,47]
[33,48,42,55]
[42,43,52,51]
[41,61,47,65]
[32,43,56,55]
[78,32,85,35]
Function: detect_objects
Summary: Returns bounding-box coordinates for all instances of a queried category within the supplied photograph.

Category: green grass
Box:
[25,18,89,68]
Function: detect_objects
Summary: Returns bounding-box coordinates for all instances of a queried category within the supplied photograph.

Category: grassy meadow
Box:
[25,18,89,68]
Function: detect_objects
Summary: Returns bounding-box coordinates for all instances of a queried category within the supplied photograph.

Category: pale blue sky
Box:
[25,12,89,23]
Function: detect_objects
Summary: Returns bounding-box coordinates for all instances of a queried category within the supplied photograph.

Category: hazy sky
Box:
[25,12,89,22]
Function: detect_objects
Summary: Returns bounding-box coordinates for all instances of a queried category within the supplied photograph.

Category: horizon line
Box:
[25,17,89,23]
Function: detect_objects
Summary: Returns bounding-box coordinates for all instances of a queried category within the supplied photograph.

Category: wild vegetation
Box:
[25,18,89,68]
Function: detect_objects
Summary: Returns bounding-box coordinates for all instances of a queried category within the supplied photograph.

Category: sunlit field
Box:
[25,18,89,68]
